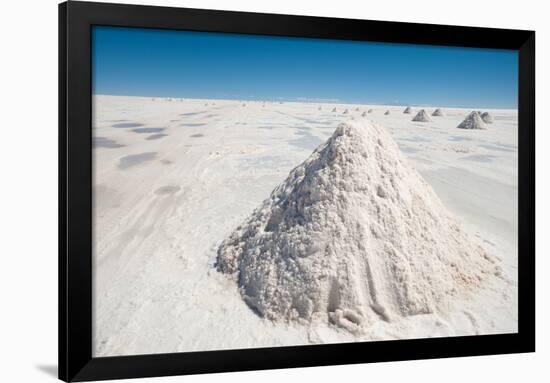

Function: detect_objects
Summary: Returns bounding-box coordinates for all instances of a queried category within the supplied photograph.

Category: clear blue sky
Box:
[92,26,518,109]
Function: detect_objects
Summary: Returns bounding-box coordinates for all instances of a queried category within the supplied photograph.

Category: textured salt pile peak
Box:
[217,120,499,332]
[384,110,390,115]
[361,111,367,117]
[343,109,349,114]
[432,108,445,117]
[332,107,337,112]
[457,111,487,130]
[412,109,432,122]
[403,106,413,114]
[368,109,373,113]
[481,112,494,123]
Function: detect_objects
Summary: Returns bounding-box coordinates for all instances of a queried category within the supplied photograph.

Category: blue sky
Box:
[92,26,518,109]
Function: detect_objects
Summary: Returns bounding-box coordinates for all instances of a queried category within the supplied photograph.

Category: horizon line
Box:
[93,93,518,111]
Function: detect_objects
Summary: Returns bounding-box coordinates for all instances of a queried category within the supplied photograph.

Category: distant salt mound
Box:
[355,107,360,112]
[367,109,373,113]
[343,109,349,115]
[457,111,487,130]
[481,112,494,124]
[332,107,337,112]
[403,106,413,114]
[361,111,367,117]
[384,110,390,115]
[318,106,322,111]
[432,108,445,117]
[412,109,432,122]
[217,121,498,331]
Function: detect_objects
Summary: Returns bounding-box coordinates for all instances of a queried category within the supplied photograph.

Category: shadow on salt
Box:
[448,136,472,142]
[256,123,292,129]
[132,128,165,133]
[93,137,124,149]
[155,185,181,195]
[146,134,168,140]
[112,122,143,128]
[118,152,157,169]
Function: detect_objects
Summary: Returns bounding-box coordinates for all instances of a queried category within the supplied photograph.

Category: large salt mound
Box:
[457,111,487,130]
[384,110,390,115]
[216,121,498,331]
[403,106,413,114]
[481,112,494,123]
[432,108,445,117]
[412,109,432,122]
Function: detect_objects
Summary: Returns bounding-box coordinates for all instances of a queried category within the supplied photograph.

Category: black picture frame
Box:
[59,1,535,381]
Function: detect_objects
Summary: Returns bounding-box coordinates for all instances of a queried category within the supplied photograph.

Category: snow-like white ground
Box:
[92,95,518,357]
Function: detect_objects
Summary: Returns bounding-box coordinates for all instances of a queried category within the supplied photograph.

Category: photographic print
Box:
[91,26,518,357]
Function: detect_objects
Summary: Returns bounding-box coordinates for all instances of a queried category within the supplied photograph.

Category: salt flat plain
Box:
[92,95,518,357]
